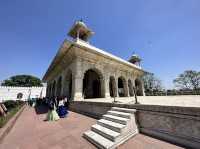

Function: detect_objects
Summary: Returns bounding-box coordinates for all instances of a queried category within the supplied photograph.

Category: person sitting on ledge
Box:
[0,103,7,117]
[57,97,68,118]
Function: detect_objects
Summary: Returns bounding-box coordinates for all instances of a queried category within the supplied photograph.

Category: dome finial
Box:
[68,20,94,42]
[129,52,142,67]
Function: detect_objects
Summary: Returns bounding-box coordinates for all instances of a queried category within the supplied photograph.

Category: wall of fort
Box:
[0,86,46,102]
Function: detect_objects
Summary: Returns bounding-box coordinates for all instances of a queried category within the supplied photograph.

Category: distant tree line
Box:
[143,70,200,96]
[1,75,43,87]
[171,70,200,95]
[142,72,164,96]
[1,71,199,96]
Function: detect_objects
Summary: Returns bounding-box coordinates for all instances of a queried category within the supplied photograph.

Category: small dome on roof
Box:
[130,54,141,61]
[131,54,140,59]
[75,20,87,28]
[68,20,94,41]
[129,53,142,65]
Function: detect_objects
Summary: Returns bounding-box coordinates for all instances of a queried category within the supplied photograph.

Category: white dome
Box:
[75,20,87,28]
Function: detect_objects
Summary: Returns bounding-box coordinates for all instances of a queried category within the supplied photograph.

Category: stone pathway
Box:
[0,105,185,149]
[85,96,200,107]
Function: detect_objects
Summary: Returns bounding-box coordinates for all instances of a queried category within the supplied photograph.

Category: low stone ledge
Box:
[140,128,200,149]
[69,101,200,149]
[69,101,111,119]
[70,101,200,116]
[129,104,200,117]
[0,105,26,143]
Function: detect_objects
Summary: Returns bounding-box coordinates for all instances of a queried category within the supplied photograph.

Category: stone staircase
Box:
[83,107,138,149]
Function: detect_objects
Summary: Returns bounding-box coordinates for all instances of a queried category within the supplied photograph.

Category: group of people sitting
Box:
[46,96,69,121]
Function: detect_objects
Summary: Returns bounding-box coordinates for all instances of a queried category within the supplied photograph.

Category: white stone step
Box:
[91,124,120,142]
[107,110,131,118]
[111,107,136,114]
[103,114,129,125]
[97,119,125,133]
[83,130,114,149]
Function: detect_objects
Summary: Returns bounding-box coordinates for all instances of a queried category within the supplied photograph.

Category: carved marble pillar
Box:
[104,74,110,99]
[53,80,57,97]
[141,81,146,96]
[115,76,119,97]
[45,84,47,97]
[126,79,130,97]
[61,73,66,97]
[72,58,84,101]
[72,75,83,101]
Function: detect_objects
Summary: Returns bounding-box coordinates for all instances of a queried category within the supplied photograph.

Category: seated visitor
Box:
[31,98,36,107]
[27,98,32,106]
[1,103,7,114]
[46,98,60,121]
[0,103,7,117]
[57,97,68,118]
[64,96,68,108]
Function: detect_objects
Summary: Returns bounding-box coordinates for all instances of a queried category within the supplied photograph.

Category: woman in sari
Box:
[46,98,60,121]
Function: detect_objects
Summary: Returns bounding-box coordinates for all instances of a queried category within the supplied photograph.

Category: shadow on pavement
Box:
[34,104,48,115]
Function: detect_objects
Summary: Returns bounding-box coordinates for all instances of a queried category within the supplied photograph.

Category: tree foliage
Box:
[143,72,163,93]
[173,70,200,90]
[1,75,43,87]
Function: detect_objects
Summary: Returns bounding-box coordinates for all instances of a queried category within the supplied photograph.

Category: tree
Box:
[143,72,163,95]
[1,75,43,87]
[173,70,200,91]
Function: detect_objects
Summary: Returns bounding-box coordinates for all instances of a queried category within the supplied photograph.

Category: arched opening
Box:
[83,69,104,99]
[52,81,56,97]
[109,76,117,97]
[128,79,134,96]
[135,78,143,96]
[118,77,128,97]
[64,70,73,100]
[56,76,62,97]
[17,93,23,99]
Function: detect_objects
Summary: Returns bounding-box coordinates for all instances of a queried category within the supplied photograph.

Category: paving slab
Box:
[0,105,185,149]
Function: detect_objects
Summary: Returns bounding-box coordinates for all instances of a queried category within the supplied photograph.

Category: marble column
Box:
[126,79,130,97]
[72,75,83,101]
[61,73,66,96]
[72,58,84,101]
[104,74,110,99]
[115,77,119,97]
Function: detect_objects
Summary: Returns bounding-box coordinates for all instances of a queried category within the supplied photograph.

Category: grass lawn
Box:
[0,104,23,128]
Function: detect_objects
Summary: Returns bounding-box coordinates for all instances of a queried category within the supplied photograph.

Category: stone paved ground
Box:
[0,105,185,149]
[85,95,200,107]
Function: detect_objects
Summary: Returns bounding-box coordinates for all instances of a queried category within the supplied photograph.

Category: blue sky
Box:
[0,0,199,89]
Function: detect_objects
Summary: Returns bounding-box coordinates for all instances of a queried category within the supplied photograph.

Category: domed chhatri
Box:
[68,20,94,42]
[129,53,142,67]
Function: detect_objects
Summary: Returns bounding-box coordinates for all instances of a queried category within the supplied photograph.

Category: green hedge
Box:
[0,100,24,128]
[4,100,24,110]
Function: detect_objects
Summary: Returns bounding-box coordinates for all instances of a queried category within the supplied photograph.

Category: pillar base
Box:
[105,93,111,99]
[73,92,83,101]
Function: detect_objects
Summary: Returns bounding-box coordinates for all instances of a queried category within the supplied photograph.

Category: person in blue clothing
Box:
[57,97,68,118]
